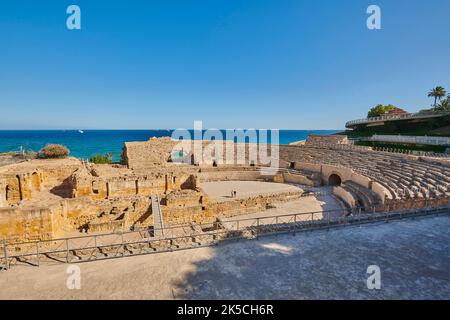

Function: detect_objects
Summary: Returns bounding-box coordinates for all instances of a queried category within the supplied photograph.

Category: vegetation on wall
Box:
[347,86,450,139]
[346,114,450,138]
[436,96,450,111]
[89,153,113,164]
[367,104,397,118]
[366,86,449,118]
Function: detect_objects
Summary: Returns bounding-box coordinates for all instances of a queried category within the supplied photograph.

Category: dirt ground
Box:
[200,181,303,201]
[1,214,449,300]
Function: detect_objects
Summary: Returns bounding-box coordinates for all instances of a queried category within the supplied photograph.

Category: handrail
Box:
[345,111,450,127]
[2,203,450,270]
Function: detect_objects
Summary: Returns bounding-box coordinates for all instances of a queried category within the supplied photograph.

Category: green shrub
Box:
[38,144,70,159]
[367,104,397,118]
[89,153,113,164]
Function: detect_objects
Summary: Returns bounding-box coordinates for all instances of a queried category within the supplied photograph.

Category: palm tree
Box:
[428,86,447,107]
[437,95,450,111]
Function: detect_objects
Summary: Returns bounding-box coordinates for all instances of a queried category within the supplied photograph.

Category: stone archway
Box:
[16,175,23,201]
[31,172,40,190]
[328,173,342,186]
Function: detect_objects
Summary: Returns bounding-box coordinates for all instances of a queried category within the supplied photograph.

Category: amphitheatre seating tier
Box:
[282,145,450,201]
[341,181,382,210]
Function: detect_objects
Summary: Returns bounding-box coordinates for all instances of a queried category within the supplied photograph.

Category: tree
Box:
[437,95,450,111]
[367,104,396,118]
[38,144,70,159]
[428,86,447,107]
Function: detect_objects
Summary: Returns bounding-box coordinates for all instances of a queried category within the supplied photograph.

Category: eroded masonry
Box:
[1,136,449,242]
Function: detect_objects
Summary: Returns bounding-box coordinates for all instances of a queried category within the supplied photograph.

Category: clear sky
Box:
[0,0,449,130]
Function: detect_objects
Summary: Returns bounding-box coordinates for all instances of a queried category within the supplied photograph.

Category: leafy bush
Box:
[89,153,113,164]
[38,144,70,159]
[367,104,397,118]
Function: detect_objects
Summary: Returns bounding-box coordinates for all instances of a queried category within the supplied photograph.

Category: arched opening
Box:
[212,160,218,167]
[92,181,99,194]
[328,174,342,186]
[31,172,40,190]
[16,175,22,200]
[170,150,188,164]
[5,185,10,202]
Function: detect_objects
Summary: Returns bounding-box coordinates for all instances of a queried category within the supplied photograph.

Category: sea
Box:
[0,130,340,162]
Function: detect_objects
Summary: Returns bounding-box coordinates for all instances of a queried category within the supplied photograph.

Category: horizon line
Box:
[0,128,345,131]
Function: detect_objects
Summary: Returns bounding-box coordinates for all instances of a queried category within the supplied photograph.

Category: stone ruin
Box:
[0,136,449,242]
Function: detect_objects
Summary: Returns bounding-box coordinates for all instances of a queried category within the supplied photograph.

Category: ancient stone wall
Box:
[333,186,356,208]
[162,191,303,225]
[371,181,391,202]
[197,170,265,183]
[0,207,55,241]
[282,172,317,186]
[123,137,177,169]
[123,138,277,169]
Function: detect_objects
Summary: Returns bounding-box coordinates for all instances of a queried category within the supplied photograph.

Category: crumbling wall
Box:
[333,186,356,208]
[282,172,317,186]
[123,137,177,169]
[197,170,264,182]
[0,207,56,241]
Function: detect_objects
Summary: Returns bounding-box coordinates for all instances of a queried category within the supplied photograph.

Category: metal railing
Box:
[370,146,450,158]
[2,203,449,270]
[345,111,450,127]
[366,134,450,147]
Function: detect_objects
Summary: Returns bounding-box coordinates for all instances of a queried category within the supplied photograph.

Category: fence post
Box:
[3,240,8,270]
[36,242,40,267]
[121,233,125,256]
[256,218,260,240]
[66,238,70,263]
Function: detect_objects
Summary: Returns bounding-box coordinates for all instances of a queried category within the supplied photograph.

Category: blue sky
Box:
[0,0,449,130]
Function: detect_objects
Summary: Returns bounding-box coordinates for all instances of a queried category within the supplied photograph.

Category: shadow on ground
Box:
[172,215,450,299]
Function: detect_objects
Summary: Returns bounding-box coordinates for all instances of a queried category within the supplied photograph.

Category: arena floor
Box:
[1,214,449,299]
[200,181,303,201]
